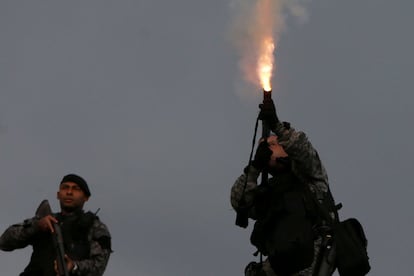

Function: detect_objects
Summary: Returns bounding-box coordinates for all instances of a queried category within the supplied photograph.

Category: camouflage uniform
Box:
[0,211,112,276]
[231,121,333,276]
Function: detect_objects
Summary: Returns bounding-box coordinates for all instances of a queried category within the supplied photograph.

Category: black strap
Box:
[241,115,260,196]
[235,115,261,228]
[303,184,341,227]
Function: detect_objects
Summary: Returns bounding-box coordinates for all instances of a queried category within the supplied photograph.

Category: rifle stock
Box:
[35,200,69,276]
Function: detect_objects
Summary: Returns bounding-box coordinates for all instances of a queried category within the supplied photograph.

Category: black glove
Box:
[258,98,279,128]
[251,141,272,171]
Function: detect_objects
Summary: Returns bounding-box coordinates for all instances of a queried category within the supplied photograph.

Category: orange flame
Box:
[258,37,275,92]
[256,0,275,92]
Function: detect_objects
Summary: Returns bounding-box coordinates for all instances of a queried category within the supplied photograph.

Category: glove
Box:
[258,98,279,128]
[251,141,272,171]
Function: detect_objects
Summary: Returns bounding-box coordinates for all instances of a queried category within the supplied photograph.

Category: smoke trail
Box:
[228,0,310,93]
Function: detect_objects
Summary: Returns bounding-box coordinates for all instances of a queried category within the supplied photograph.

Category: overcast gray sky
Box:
[1,0,413,275]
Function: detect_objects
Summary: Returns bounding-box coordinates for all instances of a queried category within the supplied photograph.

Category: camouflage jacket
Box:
[0,211,112,276]
[231,121,332,217]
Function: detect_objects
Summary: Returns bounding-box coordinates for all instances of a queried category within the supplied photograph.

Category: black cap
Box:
[60,174,91,197]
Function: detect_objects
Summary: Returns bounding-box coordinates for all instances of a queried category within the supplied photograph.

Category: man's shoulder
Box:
[86,212,112,251]
[86,212,111,237]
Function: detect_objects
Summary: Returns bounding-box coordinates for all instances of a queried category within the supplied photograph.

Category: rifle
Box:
[35,200,69,276]
[235,90,272,228]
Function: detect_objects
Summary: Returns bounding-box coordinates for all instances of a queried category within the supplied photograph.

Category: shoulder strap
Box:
[303,184,341,226]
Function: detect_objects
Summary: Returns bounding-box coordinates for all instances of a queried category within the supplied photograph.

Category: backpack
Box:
[306,187,371,276]
[333,218,370,276]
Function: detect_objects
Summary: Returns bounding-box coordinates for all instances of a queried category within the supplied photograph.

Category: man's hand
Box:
[64,255,75,272]
[258,98,279,128]
[37,215,58,233]
[251,140,272,171]
[54,254,75,275]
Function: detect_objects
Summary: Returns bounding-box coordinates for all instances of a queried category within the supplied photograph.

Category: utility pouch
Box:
[334,218,370,276]
[244,261,267,276]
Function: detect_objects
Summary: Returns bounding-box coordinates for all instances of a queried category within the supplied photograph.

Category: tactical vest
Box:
[253,170,318,222]
[250,171,318,275]
[21,211,96,276]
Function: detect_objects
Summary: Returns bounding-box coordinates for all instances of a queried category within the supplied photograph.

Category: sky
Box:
[0,0,413,275]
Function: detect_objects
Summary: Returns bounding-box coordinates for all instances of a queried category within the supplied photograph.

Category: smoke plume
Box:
[228,0,310,94]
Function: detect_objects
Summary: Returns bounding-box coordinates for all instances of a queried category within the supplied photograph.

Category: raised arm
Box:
[259,98,329,197]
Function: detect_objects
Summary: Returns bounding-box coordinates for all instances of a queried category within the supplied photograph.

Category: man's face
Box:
[267,136,288,162]
[57,182,89,213]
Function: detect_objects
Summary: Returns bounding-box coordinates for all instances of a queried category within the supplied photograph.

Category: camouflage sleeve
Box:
[274,122,329,199]
[230,166,260,212]
[0,217,40,251]
[74,219,112,276]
